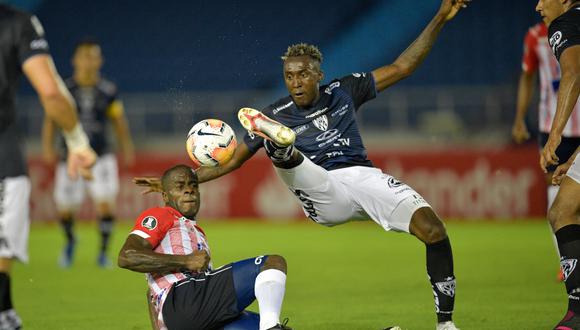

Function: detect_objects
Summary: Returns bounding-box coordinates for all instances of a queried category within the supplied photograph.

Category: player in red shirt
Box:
[118,165,291,330]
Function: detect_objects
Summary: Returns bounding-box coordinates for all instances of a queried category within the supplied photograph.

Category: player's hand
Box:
[185,250,210,273]
[67,146,97,180]
[511,120,530,144]
[540,134,561,173]
[552,160,572,185]
[439,0,470,21]
[133,176,163,194]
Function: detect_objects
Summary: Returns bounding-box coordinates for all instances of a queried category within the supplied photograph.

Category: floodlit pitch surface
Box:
[15,220,564,329]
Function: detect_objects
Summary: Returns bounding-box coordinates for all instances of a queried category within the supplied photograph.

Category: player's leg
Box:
[86,154,119,267]
[548,154,580,328]
[0,176,31,329]
[53,162,84,267]
[231,255,291,330]
[345,168,458,329]
[223,311,260,330]
[238,107,301,168]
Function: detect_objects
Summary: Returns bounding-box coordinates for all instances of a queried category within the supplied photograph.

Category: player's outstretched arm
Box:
[371,0,470,92]
[512,70,535,143]
[541,46,580,172]
[118,234,210,274]
[41,116,58,166]
[133,142,254,194]
[23,54,97,179]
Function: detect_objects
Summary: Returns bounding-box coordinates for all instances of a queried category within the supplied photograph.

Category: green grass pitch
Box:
[14,220,565,329]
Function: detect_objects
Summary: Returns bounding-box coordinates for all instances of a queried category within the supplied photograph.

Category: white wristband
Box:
[62,123,90,152]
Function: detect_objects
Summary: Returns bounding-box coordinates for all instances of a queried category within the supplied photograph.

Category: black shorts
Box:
[539,133,580,173]
[162,256,267,330]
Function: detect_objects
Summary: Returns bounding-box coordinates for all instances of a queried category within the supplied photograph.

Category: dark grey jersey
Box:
[244,72,377,170]
[0,5,50,178]
[548,4,580,61]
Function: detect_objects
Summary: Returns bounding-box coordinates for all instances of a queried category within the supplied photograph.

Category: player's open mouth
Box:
[294,92,304,98]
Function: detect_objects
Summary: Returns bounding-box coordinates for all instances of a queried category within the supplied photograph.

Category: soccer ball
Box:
[186,119,237,167]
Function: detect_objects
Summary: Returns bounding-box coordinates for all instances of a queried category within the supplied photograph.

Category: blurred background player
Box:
[136,1,468,329]
[535,0,580,328]
[511,19,580,281]
[119,165,291,330]
[0,4,96,329]
[42,39,135,268]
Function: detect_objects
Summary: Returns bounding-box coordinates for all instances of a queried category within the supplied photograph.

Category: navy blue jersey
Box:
[0,5,50,178]
[548,4,580,61]
[60,78,119,158]
[244,72,377,170]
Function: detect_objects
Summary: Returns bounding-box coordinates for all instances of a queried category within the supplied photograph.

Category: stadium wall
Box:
[28,144,546,222]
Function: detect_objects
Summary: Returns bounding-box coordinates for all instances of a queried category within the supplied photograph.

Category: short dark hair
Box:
[281,43,323,63]
[161,165,196,192]
[74,37,100,52]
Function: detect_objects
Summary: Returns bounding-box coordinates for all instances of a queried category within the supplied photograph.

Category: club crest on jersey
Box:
[312,115,329,131]
[561,258,578,281]
[387,176,403,188]
[141,216,158,230]
[435,278,456,297]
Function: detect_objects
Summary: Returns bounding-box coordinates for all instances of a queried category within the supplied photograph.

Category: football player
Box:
[0,4,96,329]
[119,165,291,330]
[42,39,135,268]
[536,0,580,328]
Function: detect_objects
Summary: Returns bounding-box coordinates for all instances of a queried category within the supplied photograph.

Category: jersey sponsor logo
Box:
[315,128,339,142]
[324,81,340,95]
[312,115,329,131]
[435,277,456,297]
[30,39,48,50]
[325,151,344,158]
[141,216,158,230]
[549,31,565,53]
[331,104,349,117]
[561,258,578,281]
[294,124,309,135]
[332,137,350,147]
[305,107,328,119]
[273,101,293,114]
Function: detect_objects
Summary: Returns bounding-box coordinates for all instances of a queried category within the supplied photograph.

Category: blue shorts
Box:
[539,133,580,173]
[162,256,267,330]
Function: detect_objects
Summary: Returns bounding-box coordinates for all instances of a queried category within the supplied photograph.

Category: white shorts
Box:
[274,157,431,233]
[54,154,119,211]
[567,153,580,184]
[0,176,30,262]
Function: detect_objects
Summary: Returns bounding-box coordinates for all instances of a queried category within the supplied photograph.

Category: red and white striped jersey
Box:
[130,206,211,330]
[522,22,580,136]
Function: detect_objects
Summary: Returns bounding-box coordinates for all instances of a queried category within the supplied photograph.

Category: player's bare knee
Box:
[548,202,576,231]
[262,254,287,274]
[411,208,448,244]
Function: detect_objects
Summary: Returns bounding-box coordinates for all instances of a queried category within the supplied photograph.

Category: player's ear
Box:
[161,191,169,203]
[318,70,324,83]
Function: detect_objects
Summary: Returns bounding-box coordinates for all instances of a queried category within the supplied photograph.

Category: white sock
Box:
[547,185,561,257]
[255,269,286,330]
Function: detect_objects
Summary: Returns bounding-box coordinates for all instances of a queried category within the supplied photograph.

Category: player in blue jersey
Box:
[136,1,468,329]
[42,39,135,268]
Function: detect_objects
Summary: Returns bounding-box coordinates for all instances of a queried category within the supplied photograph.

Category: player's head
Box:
[536,0,579,25]
[72,37,103,75]
[281,43,324,108]
[161,165,200,218]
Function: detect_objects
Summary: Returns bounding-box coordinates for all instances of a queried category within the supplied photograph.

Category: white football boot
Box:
[436,321,460,330]
[238,107,295,147]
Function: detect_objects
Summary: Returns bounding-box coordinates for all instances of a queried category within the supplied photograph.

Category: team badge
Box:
[387,176,403,188]
[561,258,577,281]
[435,277,456,297]
[141,216,158,230]
[312,115,329,131]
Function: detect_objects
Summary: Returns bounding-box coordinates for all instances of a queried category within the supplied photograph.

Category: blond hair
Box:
[281,43,323,63]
